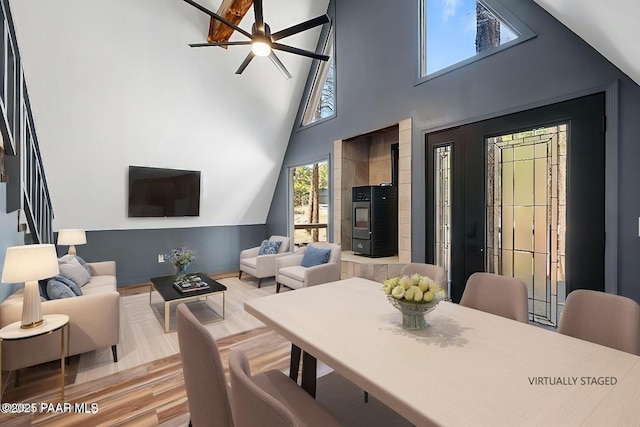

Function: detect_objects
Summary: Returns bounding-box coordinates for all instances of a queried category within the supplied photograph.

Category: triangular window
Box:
[301,27,335,126]
[419,0,534,79]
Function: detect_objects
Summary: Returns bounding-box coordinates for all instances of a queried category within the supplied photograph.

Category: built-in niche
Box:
[340,125,398,251]
[333,118,412,265]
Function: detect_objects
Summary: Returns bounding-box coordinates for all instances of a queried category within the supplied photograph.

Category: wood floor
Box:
[1,327,292,426]
[0,275,410,426]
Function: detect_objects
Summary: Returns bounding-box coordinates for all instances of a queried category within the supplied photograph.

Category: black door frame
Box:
[426,93,606,303]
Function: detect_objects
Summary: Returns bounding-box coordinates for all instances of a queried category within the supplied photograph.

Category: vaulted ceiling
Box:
[9,0,329,231]
[7,0,639,231]
[533,0,640,85]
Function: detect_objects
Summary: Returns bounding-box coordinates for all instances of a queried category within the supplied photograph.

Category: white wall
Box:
[9,0,328,230]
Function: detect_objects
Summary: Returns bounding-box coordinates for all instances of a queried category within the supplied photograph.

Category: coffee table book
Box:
[173,274,210,293]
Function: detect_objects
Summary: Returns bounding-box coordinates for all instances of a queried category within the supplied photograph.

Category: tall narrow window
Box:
[301,28,335,126]
[290,160,330,249]
[419,0,534,79]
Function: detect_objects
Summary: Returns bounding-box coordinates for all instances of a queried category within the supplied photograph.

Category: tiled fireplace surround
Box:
[333,118,412,281]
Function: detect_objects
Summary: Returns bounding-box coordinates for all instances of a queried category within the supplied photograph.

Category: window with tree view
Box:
[420,0,533,78]
[291,161,329,249]
[301,28,335,126]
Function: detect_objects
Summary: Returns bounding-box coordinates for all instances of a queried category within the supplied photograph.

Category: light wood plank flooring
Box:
[77,275,275,384]
[1,275,410,426]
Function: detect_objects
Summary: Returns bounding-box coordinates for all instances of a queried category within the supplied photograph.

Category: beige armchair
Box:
[276,242,341,293]
[239,235,291,288]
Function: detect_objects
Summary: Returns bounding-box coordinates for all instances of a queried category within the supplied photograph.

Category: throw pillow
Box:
[53,274,83,296]
[300,245,331,268]
[59,254,91,274]
[58,256,92,287]
[38,279,50,301]
[46,279,77,300]
[258,240,282,255]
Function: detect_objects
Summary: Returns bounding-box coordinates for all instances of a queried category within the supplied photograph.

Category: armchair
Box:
[239,235,291,288]
[276,242,341,293]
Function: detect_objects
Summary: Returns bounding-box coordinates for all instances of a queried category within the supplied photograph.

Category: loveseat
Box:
[0,260,120,372]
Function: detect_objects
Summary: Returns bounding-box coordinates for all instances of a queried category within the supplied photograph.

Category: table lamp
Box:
[57,229,86,255]
[1,244,59,328]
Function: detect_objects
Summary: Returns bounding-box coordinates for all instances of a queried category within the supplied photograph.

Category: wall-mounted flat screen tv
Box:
[128,166,201,217]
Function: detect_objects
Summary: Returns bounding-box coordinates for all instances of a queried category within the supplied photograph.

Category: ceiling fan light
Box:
[251,40,271,57]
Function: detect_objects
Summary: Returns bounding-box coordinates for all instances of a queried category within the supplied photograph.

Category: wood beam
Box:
[207,0,253,46]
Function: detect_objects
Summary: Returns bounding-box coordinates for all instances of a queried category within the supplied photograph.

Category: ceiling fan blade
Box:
[189,41,251,47]
[236,52,256,74]
[269,52,293,79]
[254,0,265,32]
[182,0,252,39]
[272,43,330,61]
[271,15,330,41]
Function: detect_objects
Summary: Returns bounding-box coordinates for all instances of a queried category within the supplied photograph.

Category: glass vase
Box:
[175,263,189,278]
[388,297,439,330]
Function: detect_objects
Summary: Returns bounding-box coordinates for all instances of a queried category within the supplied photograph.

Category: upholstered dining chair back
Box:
[176,303,234,427]
[400,263,447,286]
[228,349,342,427]
[558,289,640,355]
[460,272,529,323]
[228,349,297,427]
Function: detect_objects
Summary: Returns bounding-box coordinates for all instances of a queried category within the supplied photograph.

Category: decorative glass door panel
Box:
[486,125,566,326]
[434,144,452,295]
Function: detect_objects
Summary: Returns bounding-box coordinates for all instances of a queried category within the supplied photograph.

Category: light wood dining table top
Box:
[245,277,640,426]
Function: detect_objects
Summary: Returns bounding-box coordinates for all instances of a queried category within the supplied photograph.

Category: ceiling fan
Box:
[183,0,330,79]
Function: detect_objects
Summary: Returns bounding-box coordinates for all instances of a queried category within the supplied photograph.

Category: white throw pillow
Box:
[58,256,92,287]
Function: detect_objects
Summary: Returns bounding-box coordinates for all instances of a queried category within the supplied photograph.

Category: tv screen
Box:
[128,166,201,217]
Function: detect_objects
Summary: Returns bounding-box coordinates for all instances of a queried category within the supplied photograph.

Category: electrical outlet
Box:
[158,254,165,263]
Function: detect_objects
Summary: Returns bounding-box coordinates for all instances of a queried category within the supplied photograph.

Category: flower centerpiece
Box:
[166,246,196,277]
[383,274,446,330]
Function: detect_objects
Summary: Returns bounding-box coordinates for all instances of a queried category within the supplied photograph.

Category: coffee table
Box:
[149,272,226,333]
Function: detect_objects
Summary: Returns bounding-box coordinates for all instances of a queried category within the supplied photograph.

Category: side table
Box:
[0,314,70,402]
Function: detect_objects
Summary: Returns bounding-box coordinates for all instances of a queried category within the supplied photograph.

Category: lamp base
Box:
[21,318,44,329]
[21,280,44,329]
[68,245,77,255]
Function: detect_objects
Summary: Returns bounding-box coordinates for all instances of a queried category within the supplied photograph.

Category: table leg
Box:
[165,301,170,333]
[301,351,317,398]
[289,344,301,383]
[222,292,226,319]
[61,325,66,401]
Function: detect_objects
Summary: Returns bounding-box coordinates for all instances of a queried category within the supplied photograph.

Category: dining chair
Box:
[558,289,640,355]
[400,263,446,285]
[228,348,342,427]
[460,272,529,323]
[176,303,234,427]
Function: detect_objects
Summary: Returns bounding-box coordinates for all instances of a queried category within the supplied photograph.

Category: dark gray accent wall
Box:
[55,225,267,287]
[266,0,640,302]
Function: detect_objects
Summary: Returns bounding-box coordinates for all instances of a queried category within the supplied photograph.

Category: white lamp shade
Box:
[57,229,87,246]
[1,244,60,283]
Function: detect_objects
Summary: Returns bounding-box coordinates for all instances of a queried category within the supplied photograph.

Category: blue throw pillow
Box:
[38,279,50,300]
[47,279,77,300]
[52,275,83,296]
[259,240,282,255]
[301,245,331,268]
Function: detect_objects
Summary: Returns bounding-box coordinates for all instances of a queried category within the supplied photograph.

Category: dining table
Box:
[244,276,640,426]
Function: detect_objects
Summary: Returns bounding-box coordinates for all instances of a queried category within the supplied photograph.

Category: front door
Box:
[427,93,605,326]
